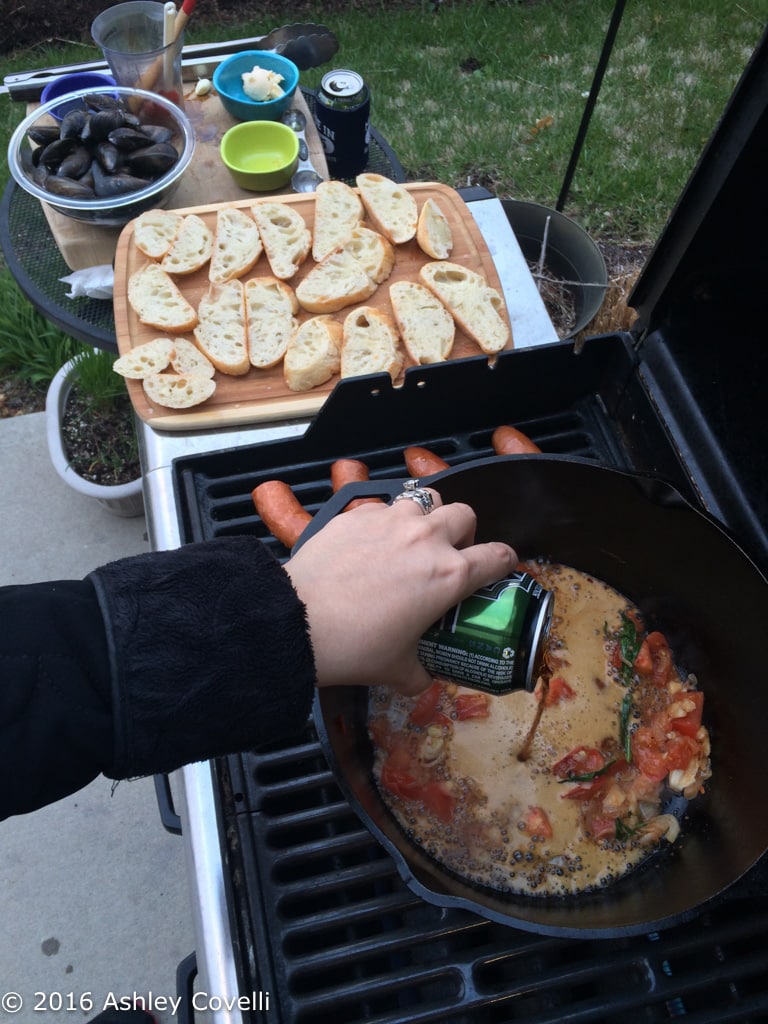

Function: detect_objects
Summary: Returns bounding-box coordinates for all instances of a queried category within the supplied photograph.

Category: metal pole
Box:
[556,0,628,211]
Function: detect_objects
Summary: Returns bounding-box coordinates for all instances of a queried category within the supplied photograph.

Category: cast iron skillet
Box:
[303,455,768,938]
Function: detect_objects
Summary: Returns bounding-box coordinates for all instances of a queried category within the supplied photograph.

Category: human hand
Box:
[284,490,517,695]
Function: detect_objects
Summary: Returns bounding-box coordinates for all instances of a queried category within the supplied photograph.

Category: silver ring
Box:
[392,478,434,515]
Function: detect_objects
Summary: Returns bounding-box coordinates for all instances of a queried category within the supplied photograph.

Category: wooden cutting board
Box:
[113,181,512,431]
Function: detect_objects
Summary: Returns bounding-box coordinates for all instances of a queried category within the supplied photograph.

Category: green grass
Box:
[1,0,766,375]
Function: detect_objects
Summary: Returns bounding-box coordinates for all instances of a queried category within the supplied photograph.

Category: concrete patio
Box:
[0,411,195,1024]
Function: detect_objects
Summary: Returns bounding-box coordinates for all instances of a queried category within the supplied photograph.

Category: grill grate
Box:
[173,337,768,1023]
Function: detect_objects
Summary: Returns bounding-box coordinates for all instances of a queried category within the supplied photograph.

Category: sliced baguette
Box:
[312,180,364,261]
[160,213,214,275]
[419,261,510,354]
[295,227,394,314]
[143,372,216,409]
[209,206,263,284]
[133,209,183,260]
[244,277,299,369]
[170,337,216,379]
[416,197,453,260]
[341,306,403,382]
[283,316,342,392]
[251,201,311,280]
[355,173,417,244]
[389,280,455,364]
[113,336,174,378]
[193,280,250,375]
[127,262,198,332]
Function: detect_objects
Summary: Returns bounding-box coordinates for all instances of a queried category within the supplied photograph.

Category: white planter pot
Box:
[46,358,145,518]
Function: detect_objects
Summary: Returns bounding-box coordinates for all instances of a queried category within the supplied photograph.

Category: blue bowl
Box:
[213,51,299,122]
[40,72,118,121]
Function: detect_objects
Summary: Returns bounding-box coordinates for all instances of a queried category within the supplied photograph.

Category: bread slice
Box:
[283,315,342,392]
[160,214,214,275]
[143,372,216,409]
[170,337,215,379]
[296,227,394,314]
[251,201,311,280]
[113,336,174,378]
[209,206,263,284]
[390,280,455,364]
[419,261,511,354]
[127,262,198,332]
[355,173,417,244]
[133,209,183,260]
[341,306,404,382]
[193,280,250,375]
[312,180,364,262]
[416,197,453,260]
[244,277,299,369]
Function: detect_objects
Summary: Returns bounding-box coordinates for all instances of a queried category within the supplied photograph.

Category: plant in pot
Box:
[46,348,144,517]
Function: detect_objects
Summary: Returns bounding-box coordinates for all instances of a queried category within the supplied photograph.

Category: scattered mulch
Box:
[0,375,47,418]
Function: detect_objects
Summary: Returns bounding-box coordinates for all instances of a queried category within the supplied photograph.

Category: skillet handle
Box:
[292,477,406,554]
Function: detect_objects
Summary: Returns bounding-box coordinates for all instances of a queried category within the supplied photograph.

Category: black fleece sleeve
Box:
[88,536,316,779]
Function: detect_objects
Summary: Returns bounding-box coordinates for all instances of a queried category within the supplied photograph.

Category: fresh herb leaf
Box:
[617,612,642,686]
[557,758,617,784]
[615,816,642,841]
[619,691,633,763]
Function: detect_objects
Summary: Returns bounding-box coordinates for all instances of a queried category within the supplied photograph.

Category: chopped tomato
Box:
[584,813,618,841]
[409,682,444,728]
[631,726,698,782]
[454,693,491,720]
[669,691,704,737]
[553,746,606,780]
[545,676,576,706]
[647,631,674,687]
[633,639,653,675]
[524,806,553,838]
[380,758,423,802]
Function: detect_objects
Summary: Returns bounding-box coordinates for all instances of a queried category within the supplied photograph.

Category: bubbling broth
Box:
[368,561,711,898]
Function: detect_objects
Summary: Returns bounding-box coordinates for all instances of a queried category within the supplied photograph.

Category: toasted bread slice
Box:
[209,206,263,284]
[389,280,455,364]
[142,372,216,409]
[245,277,299,369]
[169,337,216,379]
[132,209,183,260]
[312,180,364,261]
[295,227,395,314]
[341,306,403,382]
[416,197,453,260]
[113,336,174,378]
[194,280,250,375]
[419,261,510,354]
[160,214,214,275]
[127,262,198,332]
[251,201,311,280]
[283,316,342,392]
[355,173,418,244]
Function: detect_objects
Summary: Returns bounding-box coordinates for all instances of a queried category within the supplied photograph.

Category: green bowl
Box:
[220,120,299,192]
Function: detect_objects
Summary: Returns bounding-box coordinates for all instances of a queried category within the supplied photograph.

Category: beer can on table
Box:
[314,68,370,178]
[417,573,554,696]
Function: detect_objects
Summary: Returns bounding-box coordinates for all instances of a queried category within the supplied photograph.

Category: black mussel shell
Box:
[107,126,156,152]
[85,93,123,112]
[59,109,88,141]
[27,125,61,146]
[44,175,96,199]
[123,142,178,178]
[39,136,78,170]
[81,108,126,143]
[57,146,93,179]
[139,124,174,144]
[94,140,121,173]
[92,161,149,197]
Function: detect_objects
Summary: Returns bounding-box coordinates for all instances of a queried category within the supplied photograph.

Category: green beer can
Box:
[417,572,553,695]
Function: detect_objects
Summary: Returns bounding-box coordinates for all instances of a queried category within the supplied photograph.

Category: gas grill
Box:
[141,28,768,1024]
